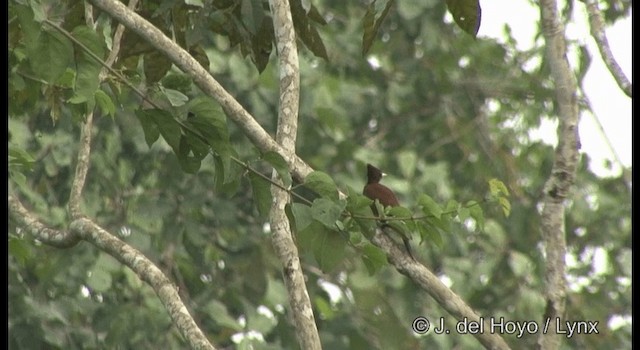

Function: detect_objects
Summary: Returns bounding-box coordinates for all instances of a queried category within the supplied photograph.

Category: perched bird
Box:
[363,164,414,260]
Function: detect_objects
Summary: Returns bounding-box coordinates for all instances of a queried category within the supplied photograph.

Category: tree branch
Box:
[582,0,632,97]
[87,0,314,183]
[9,195,80,248]
[69,0,138,219]
[267,0,321,349]
[537,0,581,348]
[9,193,217,350]
[68,111,93,219]
[372,230,512,350]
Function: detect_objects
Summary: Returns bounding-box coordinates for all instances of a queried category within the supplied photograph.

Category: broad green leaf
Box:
[186,98,230,157]
[467,200,485,231]
[426,215,451,234]
[87,254,120,293]
[311,198,346,230]
[144,51,172,84]
[68,26,104,105]
[489,178,510,197]
[418,221,443,248]
[361,243,387,275]
[290,0,328,59]
[387,205,412,219]
[249,170,272,217]
[8,237,33,266]
[446,0,482,38]
[418,193,443,219]
[8,146,35,171]
[33,29,74,84]
[304,171,338,200]
[251,19,274,73]
[385,220,411,244]
[290,202,313,231]
[140,109,181,153]
[162,88,189,107]
[262,151,292,188]
[346,187,374,213]
[94,89,115,117]
[499,197,511,217]
[297,220,326,253]
[362,0,395,55]
[241,0,263,34]
[313,227,346,272]
[177,135,202,173]
[346,187,377,234]
[135,110,160,147]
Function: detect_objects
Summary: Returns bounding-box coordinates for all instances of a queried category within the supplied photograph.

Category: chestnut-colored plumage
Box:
[363,164,399,214]
[363,164,414,260]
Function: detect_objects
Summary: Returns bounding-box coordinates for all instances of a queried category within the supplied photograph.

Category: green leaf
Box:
[426,215,451,234]
[162,88,189,107]
[387,205,412,219]
[94,89,115,117]
[313,227,346,272]
[262,151,292,188]
[144,51,172,84]
[241,0,264,34]
[249,171,272,217]
[362,0,395,55]
[489,178,510,197]
[418,221,443,248]
[177,135,202,173]
[499,196,511,217]
[186,98,230,159]
[304,171,338,200]
[361,243,387,275]
[135,110,160,147]
[418,193,443,219]
[87,254,120,293]
[467,200,484,231]
[297,220,326,253]
[311,198,346,230]
[34,29,75,83]
[446,0,482,38]
[346,187,377,234]
[290,202,313,231]
[290,0,328,60]
[8,146,35,171]
[385,220,411,244]
[140,109,181,153]
[8,237,33,266]
[68,25,104,105]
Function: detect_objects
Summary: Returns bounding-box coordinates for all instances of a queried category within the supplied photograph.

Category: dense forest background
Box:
[9,0,631,349]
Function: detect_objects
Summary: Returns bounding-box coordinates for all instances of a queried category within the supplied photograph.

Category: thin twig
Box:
[582,0,632,97]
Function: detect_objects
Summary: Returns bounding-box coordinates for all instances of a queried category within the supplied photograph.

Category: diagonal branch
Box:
[582,0,632,97]
[9,193,217,350]
[87,0,314,183]
[372,230,512,350]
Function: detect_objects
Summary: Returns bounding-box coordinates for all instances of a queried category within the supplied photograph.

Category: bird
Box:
[363,164,415,260]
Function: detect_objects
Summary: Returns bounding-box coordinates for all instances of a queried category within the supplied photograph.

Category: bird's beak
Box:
[381,172,388,177]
